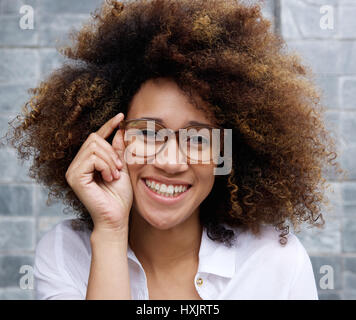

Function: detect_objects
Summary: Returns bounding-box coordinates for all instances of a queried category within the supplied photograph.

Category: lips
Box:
[144,178,190,197]
[140,177,191,204]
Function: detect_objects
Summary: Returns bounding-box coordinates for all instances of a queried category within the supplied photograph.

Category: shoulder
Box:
[35,218,91,261]
[232,224,313,278]
[235,224,307,257]
[34,218,91,299]
[220,225,318,299]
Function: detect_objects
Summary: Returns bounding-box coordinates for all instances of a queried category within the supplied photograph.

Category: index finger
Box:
[95,113,124,139]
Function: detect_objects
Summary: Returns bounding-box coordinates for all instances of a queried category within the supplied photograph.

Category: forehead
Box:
[127,78,214,129]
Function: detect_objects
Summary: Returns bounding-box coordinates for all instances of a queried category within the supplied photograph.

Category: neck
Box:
[128,208,203,276]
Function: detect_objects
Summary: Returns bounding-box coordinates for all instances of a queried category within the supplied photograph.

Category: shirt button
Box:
[196,277,203,286]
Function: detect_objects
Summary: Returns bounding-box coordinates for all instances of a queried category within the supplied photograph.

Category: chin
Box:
[140,206,187,230]
[136,202,188,230]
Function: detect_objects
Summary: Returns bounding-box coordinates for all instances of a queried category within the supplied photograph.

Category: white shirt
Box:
[33,218,318,300]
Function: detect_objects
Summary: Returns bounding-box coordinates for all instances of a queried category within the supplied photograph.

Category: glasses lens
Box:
[124,120,165,157]
[180,127,214,163]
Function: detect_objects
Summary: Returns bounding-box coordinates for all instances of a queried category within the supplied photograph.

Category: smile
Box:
[144,178,190,197]
[141,178,192,205]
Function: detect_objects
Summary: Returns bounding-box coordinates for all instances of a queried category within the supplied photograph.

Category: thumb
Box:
[112,117,129,174]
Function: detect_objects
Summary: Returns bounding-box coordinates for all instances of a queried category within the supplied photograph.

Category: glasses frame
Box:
[119,117,223,163]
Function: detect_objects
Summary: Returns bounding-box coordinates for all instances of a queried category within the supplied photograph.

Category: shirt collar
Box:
[127,225,237,279]
[197,225,236,279]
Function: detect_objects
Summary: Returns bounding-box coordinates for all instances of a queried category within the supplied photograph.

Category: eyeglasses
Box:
[119,118,222,164]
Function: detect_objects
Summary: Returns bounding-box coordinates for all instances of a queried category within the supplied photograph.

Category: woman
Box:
[3,0,343,299]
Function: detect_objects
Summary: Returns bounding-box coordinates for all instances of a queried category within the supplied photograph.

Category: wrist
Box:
[90,226,129,247]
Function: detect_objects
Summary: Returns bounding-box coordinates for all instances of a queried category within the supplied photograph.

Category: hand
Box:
[65,113,133,234]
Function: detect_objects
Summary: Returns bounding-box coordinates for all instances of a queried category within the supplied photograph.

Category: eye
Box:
[142,129,157,138]
[188,135,209,145]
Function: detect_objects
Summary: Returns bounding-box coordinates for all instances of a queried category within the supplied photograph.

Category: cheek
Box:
[126,163,144,186]
[195,165,216,196]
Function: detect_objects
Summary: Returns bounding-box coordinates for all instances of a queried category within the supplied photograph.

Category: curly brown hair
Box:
[1,0,345,246]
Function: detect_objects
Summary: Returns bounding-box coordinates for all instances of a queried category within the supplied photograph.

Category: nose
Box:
[152,134,189,174]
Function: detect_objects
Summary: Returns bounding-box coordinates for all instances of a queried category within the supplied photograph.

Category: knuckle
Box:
[89,140,98,150]
[89,132,97,140]
[65,170,73,185]
[88,153,97,162]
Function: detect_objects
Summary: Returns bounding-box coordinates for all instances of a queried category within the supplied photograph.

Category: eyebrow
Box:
[135,117,214,127]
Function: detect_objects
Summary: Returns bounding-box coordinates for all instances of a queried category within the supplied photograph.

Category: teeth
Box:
[144,179,190,198]
[167,185,174,195]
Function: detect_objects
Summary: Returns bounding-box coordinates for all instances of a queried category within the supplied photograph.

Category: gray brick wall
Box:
[0,0,354,300]
[280,0,356,300]
[0,0,103,300]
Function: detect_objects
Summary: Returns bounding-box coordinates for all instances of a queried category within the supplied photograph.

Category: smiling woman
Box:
[1,0,344,300]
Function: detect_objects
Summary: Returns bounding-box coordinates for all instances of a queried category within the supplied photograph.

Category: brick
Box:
[0,15,37,46]
[343,205,356,218]
[0,184,33,216]
[341,77,356,109]
[320,111,342,181]
[0,148,32,183]
[38,14,90,47]
[281,0,338,40]
[321,182,342,217]
[344,272,356,291]
[286,40,356,75]
[343,290,356,300]
[0,114,13,139]
[310,255,342,291]
[342,182,356,204]
[0,219,35,251]
[318,291,341,300]
[339,144,356,180]
[339,5,356,39]
[39,48,67,79]
[39,0,103,15]
[0,255,34,287]
[296,216,341,254]
[260,0,275,26]
[324,111,340,141]
[315,75,340,109]
[340,111,356,145]
[0,0,37,15]
[0,287,34,300]
[0,49,39,83]
[36,186,69,217]
[343,218,356,252]
[344,257,356,273]
[0,83,33,115]
[344,258,356,296]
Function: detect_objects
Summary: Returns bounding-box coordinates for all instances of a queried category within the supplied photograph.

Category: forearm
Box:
[86,228,132,300]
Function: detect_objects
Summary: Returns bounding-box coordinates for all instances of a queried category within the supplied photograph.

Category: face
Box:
[126,77,216,230]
